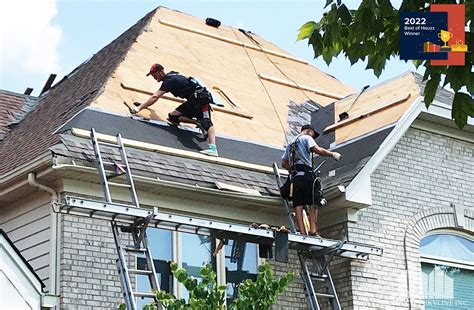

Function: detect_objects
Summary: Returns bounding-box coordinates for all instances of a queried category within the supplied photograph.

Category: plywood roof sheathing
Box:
[324,93,411,133]
[158,19,308,64]
[258,73,344,100]
[120,82,253,119]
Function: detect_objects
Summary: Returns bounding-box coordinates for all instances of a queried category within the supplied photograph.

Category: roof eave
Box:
[51,163,281,208]
[0,152,53,189]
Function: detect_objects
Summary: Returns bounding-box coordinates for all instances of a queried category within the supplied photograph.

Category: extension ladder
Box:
[59,128,382,309]
[273,162,342,310]
[90,128,160,310]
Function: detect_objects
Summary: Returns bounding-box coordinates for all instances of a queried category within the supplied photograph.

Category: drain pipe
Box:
[28,172,60,301]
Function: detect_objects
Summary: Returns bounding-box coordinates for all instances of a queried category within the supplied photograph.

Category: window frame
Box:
[420,229,474,270]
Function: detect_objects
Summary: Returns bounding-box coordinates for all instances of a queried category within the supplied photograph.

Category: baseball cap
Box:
[301,124,320,138]
[146,63,164,76]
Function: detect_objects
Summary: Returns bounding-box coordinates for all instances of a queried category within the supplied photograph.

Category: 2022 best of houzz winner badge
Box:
[399,4,467,66]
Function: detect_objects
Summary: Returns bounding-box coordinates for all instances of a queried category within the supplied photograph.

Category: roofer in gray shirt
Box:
[281,125,341,236]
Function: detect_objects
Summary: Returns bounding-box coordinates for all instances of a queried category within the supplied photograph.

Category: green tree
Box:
[140,262,293,310]
[228,263,294,310]
[297,0,473,129]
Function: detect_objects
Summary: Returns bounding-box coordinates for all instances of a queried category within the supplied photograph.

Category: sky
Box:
[0,0,417,97]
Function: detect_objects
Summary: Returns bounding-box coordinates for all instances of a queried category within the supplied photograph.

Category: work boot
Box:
[200,144,218,157]
[196,121,208,139]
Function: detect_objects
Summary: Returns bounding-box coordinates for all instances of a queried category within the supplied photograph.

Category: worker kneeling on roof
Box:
[131,63,218,157]
[281,125,341,236]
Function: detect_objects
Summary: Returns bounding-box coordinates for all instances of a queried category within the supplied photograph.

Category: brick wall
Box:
[347,127,473,309]
[60,215,125,309]
[57,126,473,309]
[270,127,473,309]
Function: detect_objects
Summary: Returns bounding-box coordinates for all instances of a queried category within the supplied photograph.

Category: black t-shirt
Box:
[159,72,198,99]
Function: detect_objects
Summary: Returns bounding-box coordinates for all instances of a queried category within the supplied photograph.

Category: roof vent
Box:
[205,18,221,28]
[24,87,33,95]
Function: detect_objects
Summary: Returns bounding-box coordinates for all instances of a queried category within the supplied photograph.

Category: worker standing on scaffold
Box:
[281,125,341,236]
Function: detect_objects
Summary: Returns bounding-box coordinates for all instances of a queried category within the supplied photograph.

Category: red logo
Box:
[430,4,466,66]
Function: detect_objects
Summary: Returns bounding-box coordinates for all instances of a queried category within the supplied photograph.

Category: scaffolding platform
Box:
[62,196,382,260]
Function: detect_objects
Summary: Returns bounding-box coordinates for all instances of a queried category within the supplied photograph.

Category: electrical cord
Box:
[231,28,290,145]
[238,29,316,105]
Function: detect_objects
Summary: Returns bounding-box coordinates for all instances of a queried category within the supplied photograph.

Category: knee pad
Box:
[201,118,213,131]
[168,113,180,124]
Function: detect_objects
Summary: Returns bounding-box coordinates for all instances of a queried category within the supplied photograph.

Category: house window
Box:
[136,228,259,306]
[225,240,258,304]
[420,232,474,309]
[179,233,216,300]
[136,229,173,309]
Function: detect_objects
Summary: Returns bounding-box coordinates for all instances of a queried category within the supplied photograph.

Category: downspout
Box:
[28,172,60,304]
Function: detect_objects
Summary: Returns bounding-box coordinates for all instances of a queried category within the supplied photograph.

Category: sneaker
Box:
[200,144,218,157]
[166,118,179,126]
[309,231,321,238]
[196,122,208,139]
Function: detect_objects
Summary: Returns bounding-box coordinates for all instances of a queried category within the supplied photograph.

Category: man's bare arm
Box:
[281,159,290,170]
[132,89,166,113]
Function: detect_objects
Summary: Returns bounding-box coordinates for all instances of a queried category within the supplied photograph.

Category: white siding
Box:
[0,192,51,290]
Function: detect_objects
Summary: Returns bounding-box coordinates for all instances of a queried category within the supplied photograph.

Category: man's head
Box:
[301,124,320,139]
[146,63,166,81]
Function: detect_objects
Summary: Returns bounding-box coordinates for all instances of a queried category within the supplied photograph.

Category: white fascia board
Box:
[345,97,424,205]
[0,238,42,308]
[424,98,474,125]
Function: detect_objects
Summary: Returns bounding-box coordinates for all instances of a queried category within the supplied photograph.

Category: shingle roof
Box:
[0,10,155,175]
[51,134,279,196]
[0,90,36,140]
[413,72,455,105]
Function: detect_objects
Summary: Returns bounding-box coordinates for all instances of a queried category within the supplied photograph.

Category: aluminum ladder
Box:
[90,128,160,310]
[273,162,342,310]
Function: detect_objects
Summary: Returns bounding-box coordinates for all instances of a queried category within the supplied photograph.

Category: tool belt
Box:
[189,87,213,107]
[291,164,315,178]
[280,164,315,201]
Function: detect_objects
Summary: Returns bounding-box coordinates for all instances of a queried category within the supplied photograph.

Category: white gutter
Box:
[345,97,424,205]
[27,173,60,306]
[51,163,280,206]
[0,152,51,185]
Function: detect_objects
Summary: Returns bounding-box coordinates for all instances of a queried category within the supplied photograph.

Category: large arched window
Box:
[420,231,474,309]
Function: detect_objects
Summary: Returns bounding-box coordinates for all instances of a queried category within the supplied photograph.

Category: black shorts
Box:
[291,174,322,207]
[176,90,212,122]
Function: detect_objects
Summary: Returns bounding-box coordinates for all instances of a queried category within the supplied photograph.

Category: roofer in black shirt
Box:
[131,63,218,157]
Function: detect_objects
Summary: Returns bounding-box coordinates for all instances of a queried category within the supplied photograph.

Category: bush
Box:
[138,262,293,310]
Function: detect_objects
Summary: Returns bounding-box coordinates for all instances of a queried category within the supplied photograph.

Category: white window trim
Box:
[420,230,474,270]
[421,254,474,271]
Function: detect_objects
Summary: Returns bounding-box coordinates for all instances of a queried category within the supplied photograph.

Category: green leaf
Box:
[200,267,209,277]
[297,21,317,41]
[423,74,441,108]
[337,4,352,24]
[119,304,126,310]
[452,92,474,129]
[176,270,188,283]
[170,262,178,272]
[325,0,334,8]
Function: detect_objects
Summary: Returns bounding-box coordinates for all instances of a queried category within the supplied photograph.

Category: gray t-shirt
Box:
[282,135,317,169]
